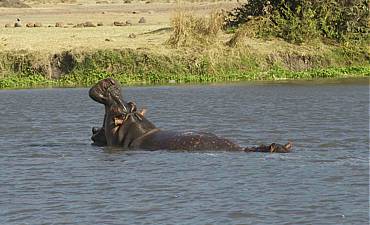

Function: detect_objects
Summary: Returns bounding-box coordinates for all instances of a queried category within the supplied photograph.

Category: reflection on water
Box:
[0,79,368,224]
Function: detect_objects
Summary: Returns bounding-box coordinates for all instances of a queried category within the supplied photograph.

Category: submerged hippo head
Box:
[269,142,292,153]
[244,141,293,153]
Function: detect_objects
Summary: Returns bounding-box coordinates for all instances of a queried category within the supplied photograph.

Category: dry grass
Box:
[226,17,267,47]
[0,1,236,53]
[0,25,171,53]
[23,0,231,4]
[166,10,225,47]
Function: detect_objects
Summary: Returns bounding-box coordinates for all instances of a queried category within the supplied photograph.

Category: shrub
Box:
[225,0,369,43]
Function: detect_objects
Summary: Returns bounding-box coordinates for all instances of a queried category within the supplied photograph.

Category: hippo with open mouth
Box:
[89,78,292,153]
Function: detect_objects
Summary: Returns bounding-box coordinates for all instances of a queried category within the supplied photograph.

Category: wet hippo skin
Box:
[90,78,292,153]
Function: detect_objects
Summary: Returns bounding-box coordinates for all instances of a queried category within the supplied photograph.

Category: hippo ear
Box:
[139,108,147,117]
[284,142,293,151]
[269,143,276,153]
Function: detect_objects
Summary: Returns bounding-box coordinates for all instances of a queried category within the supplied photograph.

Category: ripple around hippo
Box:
[89,78,292,153]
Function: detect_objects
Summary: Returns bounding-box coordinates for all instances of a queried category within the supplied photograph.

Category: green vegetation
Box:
[226,0,369,44]
[1,64,369,89]
[0,48,369,89]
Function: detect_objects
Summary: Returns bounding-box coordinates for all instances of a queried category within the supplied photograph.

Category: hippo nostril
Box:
[92,127,100,134]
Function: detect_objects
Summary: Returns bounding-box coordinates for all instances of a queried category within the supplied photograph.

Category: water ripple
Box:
[0,82,368,224]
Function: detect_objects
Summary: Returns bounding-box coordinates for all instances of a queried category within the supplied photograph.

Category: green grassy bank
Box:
[0,41,369,89]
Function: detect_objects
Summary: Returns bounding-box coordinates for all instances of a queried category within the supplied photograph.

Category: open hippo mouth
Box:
[112,102,146,126]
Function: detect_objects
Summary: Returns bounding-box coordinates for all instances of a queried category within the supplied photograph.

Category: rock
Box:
[105,38,114,42]
[125,20,132,25]
[128,33,136,38]
[73,23,85,28]
[84,21,96,27]
[132,11,138,14]
[34,22,42,27]
[97,22,104,26]
[5,23,11,28]
[138,17,146,24]
[168,80,176,84]
[55,22,64,27]
[123,0,131,3]
[26,22,34,28]
[14,22,22,27]
[113,21,125,26]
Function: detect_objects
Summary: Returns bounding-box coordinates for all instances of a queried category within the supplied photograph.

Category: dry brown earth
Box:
[0,1,237,53]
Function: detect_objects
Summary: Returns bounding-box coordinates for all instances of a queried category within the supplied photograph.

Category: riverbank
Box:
[1,49,369,89]
[0,41,369,89]
[0,1,369,89]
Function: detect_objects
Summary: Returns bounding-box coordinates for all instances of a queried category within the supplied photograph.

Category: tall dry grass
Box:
[166,10,225,47]
[226,17,269,47]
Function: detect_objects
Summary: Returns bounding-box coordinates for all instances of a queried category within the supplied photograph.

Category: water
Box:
[0,79,368,225]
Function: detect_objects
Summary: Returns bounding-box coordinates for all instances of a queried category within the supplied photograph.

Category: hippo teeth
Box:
[114,117,124,126]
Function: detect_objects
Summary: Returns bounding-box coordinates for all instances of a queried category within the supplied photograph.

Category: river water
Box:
[0,79,368,224]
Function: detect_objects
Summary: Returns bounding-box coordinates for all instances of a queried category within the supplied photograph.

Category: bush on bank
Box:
[0,42,369,89]
[225,0,369,44]
[0,46,369,89]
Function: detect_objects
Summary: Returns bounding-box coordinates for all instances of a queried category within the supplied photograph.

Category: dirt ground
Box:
[0,1,238,53]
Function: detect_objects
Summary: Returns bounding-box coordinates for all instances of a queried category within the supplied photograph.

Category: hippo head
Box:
[269,142,293,153]
[245,141,293,153]
[89,78,125,108]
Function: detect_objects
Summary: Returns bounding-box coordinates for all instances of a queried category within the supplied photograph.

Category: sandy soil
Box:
[0,1,238,52]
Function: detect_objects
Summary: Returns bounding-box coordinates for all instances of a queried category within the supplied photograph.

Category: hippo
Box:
[89,77,129,146]
[90,78,292,153]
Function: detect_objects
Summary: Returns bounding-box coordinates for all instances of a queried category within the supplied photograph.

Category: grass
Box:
[166,10,224,47]
[1,65,369,89]
[0,25,170,53]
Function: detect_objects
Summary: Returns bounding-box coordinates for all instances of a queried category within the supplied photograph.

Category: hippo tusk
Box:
[114,117,124,126]
[111,95,127,112]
